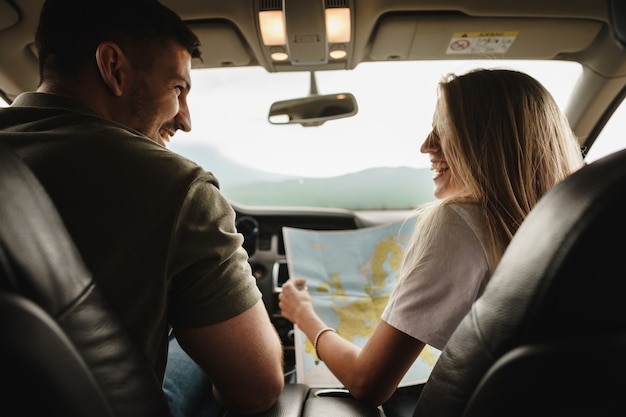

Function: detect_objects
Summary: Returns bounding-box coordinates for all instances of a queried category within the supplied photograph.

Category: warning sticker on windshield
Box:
[446,31,518,54]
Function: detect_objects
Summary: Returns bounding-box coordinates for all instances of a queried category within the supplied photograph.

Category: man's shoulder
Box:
[107,136,218,188]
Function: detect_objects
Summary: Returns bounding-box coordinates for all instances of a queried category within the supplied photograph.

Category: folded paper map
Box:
[282,217,441,388]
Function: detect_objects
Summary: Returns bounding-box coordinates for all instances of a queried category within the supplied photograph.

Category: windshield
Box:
[170,59,582,210]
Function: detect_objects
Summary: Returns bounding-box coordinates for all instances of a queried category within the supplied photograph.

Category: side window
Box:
[585,97,626,163]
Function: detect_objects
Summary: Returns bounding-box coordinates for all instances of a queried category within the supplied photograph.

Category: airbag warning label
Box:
[446,31,518,54]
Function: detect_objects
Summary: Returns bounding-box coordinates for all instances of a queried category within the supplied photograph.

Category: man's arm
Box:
[174,300,285,414]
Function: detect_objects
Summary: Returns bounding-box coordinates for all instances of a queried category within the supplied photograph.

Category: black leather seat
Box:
[0,143,171,417]
[412,147,626,416]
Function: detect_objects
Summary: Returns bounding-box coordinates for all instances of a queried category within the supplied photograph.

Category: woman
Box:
[278,68,584,414]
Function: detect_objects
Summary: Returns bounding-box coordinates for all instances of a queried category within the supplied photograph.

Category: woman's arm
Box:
[279,278,425,406]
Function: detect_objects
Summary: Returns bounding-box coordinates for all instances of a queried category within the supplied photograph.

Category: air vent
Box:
[260,0,282,11]
[326,0,348,8]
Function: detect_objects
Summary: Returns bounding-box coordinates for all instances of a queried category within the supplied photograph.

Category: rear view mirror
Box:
[268,93,358,127]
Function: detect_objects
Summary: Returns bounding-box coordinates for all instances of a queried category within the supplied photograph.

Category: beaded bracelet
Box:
[313,327,336,362]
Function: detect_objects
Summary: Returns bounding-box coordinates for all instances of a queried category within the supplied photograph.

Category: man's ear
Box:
[95,41,128,97]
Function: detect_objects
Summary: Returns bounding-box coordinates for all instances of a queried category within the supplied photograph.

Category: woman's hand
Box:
[278,278,315,325]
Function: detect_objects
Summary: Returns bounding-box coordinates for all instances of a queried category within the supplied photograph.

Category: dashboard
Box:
[234,204,413,379]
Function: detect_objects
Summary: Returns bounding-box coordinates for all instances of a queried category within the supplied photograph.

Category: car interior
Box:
[1,0,626,416]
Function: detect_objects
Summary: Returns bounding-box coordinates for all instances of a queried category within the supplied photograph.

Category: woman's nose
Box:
[420,131,438,154]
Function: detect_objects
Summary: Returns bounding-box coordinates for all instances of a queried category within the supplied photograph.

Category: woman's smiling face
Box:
[420,105,468,200]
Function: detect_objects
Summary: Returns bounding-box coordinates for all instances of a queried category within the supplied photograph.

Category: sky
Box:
[5,59,619,176]
[170,59,586,178]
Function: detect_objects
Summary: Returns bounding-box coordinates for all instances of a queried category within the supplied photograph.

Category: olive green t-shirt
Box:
[0,92,261,380]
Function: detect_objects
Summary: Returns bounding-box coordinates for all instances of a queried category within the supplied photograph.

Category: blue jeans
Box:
[163,335,225,417]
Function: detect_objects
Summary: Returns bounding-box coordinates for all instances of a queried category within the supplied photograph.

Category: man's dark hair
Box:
[35,0,202,84]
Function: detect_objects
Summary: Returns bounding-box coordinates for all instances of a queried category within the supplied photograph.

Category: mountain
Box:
[170,142,297,187]
[226,166,435,210]
[170,143,435,210]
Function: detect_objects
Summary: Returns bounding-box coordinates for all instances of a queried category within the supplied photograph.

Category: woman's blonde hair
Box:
[408,68,584,270]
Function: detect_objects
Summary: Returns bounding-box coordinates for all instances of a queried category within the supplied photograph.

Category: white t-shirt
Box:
[381,203,492,350]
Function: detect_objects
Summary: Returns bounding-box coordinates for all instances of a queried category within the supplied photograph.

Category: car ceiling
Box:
[1,0,626,150]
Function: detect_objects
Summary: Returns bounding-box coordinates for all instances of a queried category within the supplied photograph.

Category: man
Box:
[0,0,284,415]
